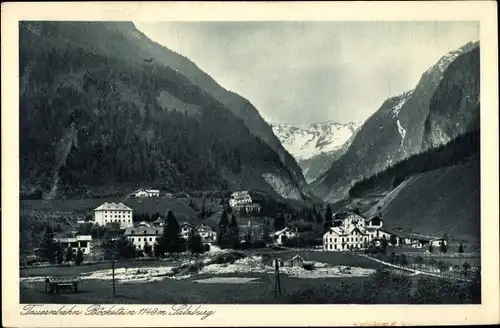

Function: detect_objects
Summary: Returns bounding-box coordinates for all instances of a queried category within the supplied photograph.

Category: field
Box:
[21,197,200,220]
[20,250,386,304]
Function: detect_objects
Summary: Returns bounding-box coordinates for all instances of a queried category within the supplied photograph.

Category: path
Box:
[357,254,472,282]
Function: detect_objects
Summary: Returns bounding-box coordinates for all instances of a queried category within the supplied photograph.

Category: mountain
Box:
[310,41,480,202]
[346,131,480,245]
[271,122,361,183]
[19,21,305,200]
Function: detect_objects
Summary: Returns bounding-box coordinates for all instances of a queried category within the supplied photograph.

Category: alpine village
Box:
[19,22,481,304]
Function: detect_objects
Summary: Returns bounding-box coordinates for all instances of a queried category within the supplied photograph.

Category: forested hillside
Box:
[349,130,480,198]
[19,22,302,199]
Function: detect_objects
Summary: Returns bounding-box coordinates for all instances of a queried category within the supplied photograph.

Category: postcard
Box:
[2,1,499,327]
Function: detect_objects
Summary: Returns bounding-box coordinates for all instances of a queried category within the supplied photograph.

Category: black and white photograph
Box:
[2,1,499,327]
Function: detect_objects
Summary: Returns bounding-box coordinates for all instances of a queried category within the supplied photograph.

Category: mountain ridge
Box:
[19,21,305,201]
[309,41,480,202]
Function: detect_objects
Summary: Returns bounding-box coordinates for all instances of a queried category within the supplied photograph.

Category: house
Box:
[273,227,298,245]
[164,193,173,199]
[54,235,92,255]
[152,217,165,227]
[124,226,163,251]
[179,222,196,240]
[229,191,252,207]
[233,202,261,214]
[130,189,160,198]
[93,202,133,229]
[229,191,261,214]
[197,225,217,243]
[323,211,385,251]
[282,255,304,267]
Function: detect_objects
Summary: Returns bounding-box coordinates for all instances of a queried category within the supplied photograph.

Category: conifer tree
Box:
[39,225,57,263]
[156,210,183,254]
[325,204,333,224]
[65,246,73,263]
[217,209,229,244]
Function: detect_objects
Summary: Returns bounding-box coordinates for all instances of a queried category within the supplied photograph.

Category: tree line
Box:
[19,27,295,198]
[349,130,479,198]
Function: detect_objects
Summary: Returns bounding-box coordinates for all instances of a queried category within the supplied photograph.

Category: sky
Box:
[134,21,478,125]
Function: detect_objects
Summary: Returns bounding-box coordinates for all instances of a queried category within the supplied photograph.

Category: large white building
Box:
[323,212,385,251]
[229,191,253,207]
[93,202,133,229]
[123,224,163,252]
[54,235,92,255]
[229,191,261,214]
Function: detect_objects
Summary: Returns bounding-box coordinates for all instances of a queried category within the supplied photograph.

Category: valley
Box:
[18,21,482,305]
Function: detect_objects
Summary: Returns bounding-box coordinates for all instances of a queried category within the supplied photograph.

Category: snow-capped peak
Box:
[271,121,362,161]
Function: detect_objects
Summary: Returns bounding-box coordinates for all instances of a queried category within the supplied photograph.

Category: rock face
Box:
[310,42,480,202]
[271,121,361,182]
[19,21,305,199]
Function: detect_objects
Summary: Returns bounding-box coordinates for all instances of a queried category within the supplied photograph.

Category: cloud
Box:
[134,21,479,125]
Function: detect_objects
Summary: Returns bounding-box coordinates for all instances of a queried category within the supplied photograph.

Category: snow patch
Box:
[271,121,362,161]
[262,173,303,201]
[391,90,413,118]
[194,277,260,284]
[396,119,406,151]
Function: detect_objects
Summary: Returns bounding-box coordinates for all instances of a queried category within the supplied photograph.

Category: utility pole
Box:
[112,253,116,297]
[274,257,282,299]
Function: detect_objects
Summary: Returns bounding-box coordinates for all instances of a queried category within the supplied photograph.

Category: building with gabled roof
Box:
[273,227,298,245]
[323,210,386,251]
[93,202,133,229]
[123,226,163,252]
[130,188,160,198]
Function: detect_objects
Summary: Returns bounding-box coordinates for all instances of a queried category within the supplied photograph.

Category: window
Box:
[144,230,147,234]
[105,219,107,222]
[149,238,152,241]
[80,241,88,247]
[155,230,158,234]
[138,238,141,242]
[335,245,337,250]
[82,249,85,253]
[334,238,337,242]
[131,230,134,234]
[329,244,332,250]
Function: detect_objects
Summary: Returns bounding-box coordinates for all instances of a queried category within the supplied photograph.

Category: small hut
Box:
[283,255,304,268]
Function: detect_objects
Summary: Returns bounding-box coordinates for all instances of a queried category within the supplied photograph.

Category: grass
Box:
[20,272,370,304]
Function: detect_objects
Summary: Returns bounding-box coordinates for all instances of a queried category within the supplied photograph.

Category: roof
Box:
[407,233,444,242]
[94,202,132,211]
[333,211,365,220]
[230,191,250,198]
[154,217,165,223]
[325,226,366,237]
[54,235,92,242]
[198,225,215,232]
[180,222,195,228]
[138,221,151,227]
[365,216,383,222]
[124,226,163,236]
[287,255,304,261]
[273,227,292,236]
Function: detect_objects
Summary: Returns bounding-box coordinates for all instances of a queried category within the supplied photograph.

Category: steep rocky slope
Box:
[310,42,479,202]
[19,22,304,200]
